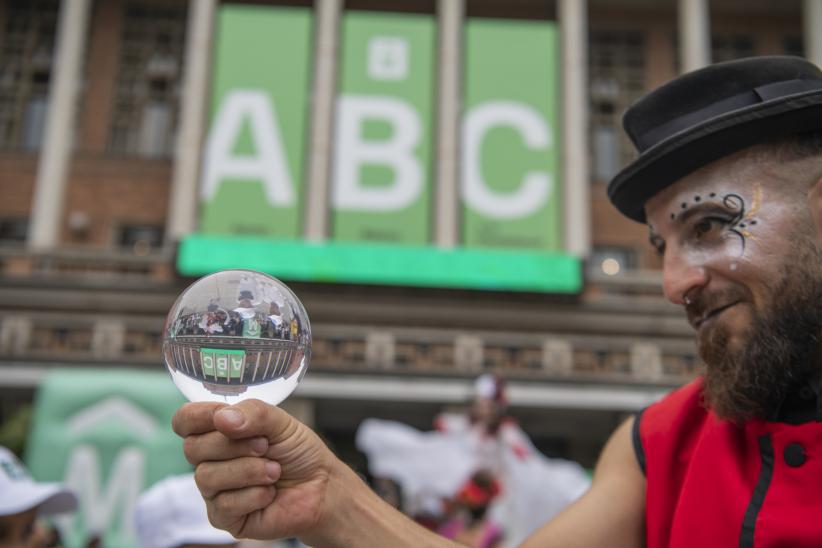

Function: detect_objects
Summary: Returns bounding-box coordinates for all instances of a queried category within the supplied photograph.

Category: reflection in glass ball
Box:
[163,270,311,405]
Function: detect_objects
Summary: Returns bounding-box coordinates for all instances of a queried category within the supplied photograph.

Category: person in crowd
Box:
[0,445,77,548]
[234,291,262,339]
[267,301,285,339]
[198,303,229,335]
[437,470,504,548]
[134,473,237,548]
[172,55,822,546]
[356,374,589,545]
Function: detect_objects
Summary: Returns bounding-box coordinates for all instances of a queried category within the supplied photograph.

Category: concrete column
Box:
[304,0,342,242]
[558,0,590,257]
[804,0,822,66]
[434,0,463,248]
[28,0,92,250]
[678,0,711,73]
[166,0,216,244]
[91,319,125,359]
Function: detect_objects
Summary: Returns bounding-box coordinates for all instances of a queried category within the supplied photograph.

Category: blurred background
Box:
[0,0,818,545]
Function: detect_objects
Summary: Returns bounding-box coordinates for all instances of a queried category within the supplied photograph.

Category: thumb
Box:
[213,398,296,442]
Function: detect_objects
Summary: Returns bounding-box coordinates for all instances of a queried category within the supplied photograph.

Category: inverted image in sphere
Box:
[162,269,311,405]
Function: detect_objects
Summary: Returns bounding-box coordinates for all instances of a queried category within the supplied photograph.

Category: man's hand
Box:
[172,399,338,540]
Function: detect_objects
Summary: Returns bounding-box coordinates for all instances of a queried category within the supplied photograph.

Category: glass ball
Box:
[163,270,311,405]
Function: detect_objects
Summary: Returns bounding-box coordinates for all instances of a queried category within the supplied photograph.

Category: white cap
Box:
[473,373,507,405]
[0,446,78,517]
[135,474,237,548]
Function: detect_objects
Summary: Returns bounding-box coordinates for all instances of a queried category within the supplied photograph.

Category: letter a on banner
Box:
[199,6,312,238]
[202,90,295,207]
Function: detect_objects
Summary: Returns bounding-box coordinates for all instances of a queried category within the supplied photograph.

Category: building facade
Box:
[0,0,818,468]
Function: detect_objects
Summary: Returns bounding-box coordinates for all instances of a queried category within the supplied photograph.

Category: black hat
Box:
[607,56,822,222]
[238,290,254,301]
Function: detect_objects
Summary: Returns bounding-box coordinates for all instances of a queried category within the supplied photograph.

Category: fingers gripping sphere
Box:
[163,270,311,405]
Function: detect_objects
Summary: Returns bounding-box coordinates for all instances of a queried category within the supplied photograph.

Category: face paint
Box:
[645,146,822,422]
[664,184,762,262]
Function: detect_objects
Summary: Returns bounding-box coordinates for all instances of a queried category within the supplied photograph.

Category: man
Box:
[0,445,77,548]
[173,56,822,547]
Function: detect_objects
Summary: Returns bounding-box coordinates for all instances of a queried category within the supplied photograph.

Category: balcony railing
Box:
[0,311,698,385]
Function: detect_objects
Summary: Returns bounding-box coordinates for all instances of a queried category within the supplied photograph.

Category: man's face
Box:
[0,507,42,548]
[645,148,822,421]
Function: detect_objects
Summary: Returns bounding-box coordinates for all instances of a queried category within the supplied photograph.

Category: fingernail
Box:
[265,460,280,481]
[249,437,268,455]
[219,408,244,428]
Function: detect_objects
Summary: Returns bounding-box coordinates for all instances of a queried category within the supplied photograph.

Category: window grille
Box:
[0,218,28,244]
[0,0,59,151]
[783,35,803,57]
[588,30,646,182]
[711,33,755,63]
[117,223,164,254]
[108,1,187,158]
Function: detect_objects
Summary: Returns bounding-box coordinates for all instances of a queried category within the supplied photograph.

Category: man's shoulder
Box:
[642,377,706,429]
[649,377,704,415]
[636,377,711,461]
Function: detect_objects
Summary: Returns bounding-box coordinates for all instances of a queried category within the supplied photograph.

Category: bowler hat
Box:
[607,56,822,222]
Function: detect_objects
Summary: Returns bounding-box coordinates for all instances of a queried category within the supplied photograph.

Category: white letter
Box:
[462,101,553,219]
[332,96,422,212]
[201,90,294,206]
[59,445,145,536]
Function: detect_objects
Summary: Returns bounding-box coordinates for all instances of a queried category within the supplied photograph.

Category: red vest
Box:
[638,378,822,548]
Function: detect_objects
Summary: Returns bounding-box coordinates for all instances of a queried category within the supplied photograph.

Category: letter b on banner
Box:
[331,12,435,244]
[333,95,422,211]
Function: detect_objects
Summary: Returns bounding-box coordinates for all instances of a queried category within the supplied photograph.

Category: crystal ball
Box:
[163,270,311,405]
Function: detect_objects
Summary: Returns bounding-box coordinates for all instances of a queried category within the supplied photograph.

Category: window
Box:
[0,218,29,244]
[108,2,187,158]
[0,0,59,151]
[711,33,755,63]
[783,35,803,57]
[589,30,646,182]
[117,223,164,255]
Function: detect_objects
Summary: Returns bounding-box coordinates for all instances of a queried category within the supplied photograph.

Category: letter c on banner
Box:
[461,101,553,219]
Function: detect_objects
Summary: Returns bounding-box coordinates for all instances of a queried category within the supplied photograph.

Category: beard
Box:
[698,241,822,423]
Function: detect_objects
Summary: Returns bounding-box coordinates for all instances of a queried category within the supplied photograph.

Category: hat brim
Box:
[0,482,78,517]
[607,89,822,222]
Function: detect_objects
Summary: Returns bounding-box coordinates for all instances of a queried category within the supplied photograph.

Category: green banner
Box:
[332,12,435,244]
[199,6,312,237]
[178,235,582,293]
[462,19,560,250]
[230,353,245,378]
[26,370,190,548]
[201,352,216,377]
[201,348,246,380]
